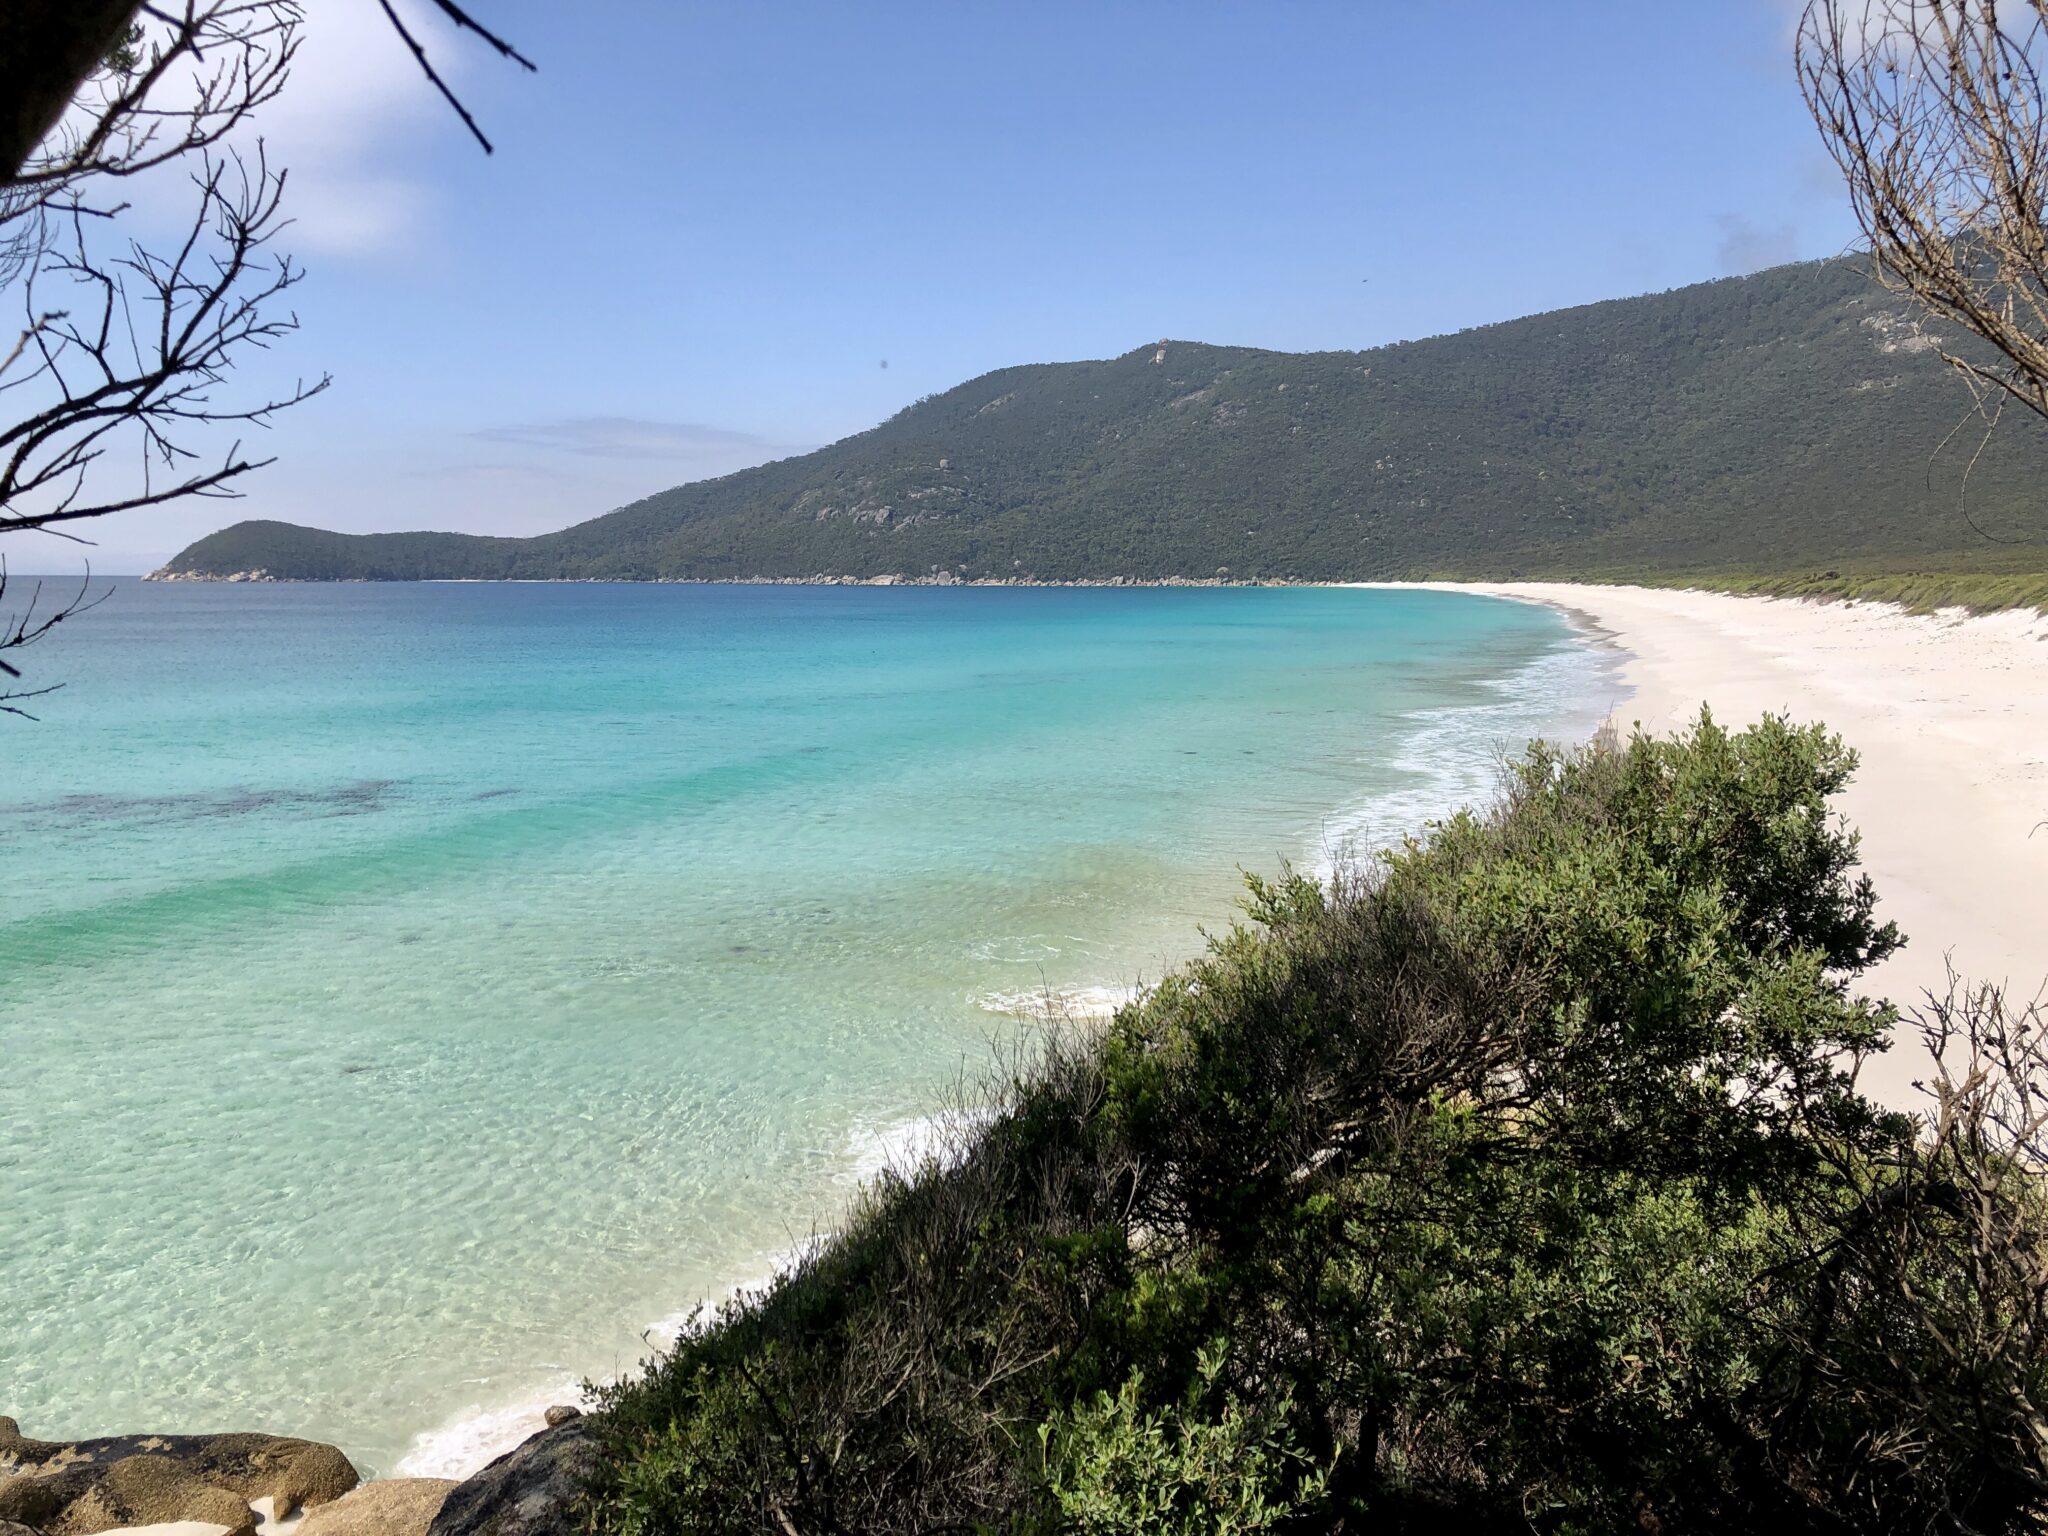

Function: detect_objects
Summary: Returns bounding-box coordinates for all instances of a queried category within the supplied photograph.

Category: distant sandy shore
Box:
[1354,581,2048,1112]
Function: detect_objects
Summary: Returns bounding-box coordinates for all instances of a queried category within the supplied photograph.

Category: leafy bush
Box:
[590,713,2048,1534]
[1031,1345,1330,1535]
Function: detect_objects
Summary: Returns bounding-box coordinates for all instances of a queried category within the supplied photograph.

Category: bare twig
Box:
[0,559,108,717]
[1,146,329,537]
[1801,0,2048,448]
[374,0,533,155]
[0,1,535,712]
[423,1,535,72]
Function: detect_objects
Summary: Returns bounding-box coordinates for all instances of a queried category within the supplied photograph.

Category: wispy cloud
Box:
[248,0,475,254]
[403,460,580,484]
[1714,213,1801,275]
[35,0,457,255]
[469,417,803,463]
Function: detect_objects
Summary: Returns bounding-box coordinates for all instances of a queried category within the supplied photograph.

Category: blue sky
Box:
[60,0,1852,570]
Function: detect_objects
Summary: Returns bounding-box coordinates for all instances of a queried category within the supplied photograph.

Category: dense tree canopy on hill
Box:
[163,257,2048,584]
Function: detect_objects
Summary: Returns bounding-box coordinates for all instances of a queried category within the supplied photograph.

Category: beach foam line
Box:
[1369,581,2048,1116]
[645,1238,823,1348]
[1312,625,1621,883]
[396,1226,829,1482]
[977,983,1144,1022]
[841,1107,998,1188]
[394,1234,825,1482]
[391,1372,590,1481]
[392,1107,1001,1481]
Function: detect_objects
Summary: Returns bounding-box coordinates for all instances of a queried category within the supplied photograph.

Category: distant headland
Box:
[152,258,2048,604]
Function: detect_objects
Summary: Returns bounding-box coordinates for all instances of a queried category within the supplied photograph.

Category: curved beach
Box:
[1362,582,2048,1112]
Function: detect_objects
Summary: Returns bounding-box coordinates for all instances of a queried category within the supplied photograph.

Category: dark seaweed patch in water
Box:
[318,780,402,817]
[0,779,405,827]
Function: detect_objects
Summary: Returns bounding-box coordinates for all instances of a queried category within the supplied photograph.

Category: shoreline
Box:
[53,579,2010,1500]
[1354,581,2048,1112]
[31,585,1815,1504]
[384,604,1614,1483]
[140,570,1309,588]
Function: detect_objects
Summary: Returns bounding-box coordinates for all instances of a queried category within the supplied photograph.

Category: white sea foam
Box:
[1311,626,1624,883]
[393,1112,994,1481]
[392,1372,591,1480]
[842,1107,999,1187]
[976,983,1144,1022]
[646,1241,819,1347]
[395,1231,834,1482]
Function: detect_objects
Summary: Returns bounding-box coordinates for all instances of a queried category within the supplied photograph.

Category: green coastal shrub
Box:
[590,713,2048,1534]
[1030,1345,1330,1535]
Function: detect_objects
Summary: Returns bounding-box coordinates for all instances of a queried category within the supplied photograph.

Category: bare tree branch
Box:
[375,0,500,154]
[385,0,539,155]
[0,146,328,536]
[1801,1,2048,436]
[0,1,152,183]
[0,3,314,714]
[3,4,299,218]
[0,559,109,717]
[0,0,532,714]
[423,0,536,72]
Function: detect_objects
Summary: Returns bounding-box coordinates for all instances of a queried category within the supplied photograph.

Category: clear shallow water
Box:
[0,581,1614,1475]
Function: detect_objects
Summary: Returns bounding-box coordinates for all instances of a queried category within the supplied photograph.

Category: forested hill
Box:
[160,258,2048,584]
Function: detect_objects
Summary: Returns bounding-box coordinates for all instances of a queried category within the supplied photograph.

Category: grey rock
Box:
[428,1420,599,1536]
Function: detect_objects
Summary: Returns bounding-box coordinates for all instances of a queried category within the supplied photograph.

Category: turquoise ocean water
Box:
[0,581,1615,1476]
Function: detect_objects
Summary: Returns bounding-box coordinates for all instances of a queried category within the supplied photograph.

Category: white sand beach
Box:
[1359,582,2048,1112]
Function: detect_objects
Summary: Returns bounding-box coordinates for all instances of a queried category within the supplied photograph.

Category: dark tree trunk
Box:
[0,0,142,177]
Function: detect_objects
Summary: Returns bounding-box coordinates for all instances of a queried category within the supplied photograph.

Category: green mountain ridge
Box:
[160,258,2048,583]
